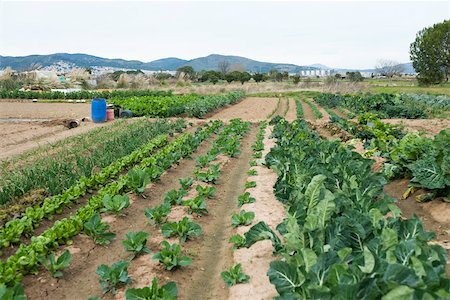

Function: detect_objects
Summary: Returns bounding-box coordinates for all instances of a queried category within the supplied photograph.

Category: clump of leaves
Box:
[101,194,130,214]
[231,210,255,227]
[122,231,151,258]
[179,177,194,190]
[196,154,215,168]
[125,278,178,300]
[195,185,217,199]
[161,217,202,243]
[221,264,250,286]
[128,169,151,194]
[153,240,192,270]
[237,192,256,207]
[84,213,116,245]
[144,203,171,224]
[195,164,221,184]
[229,234,246,249]
[0,283,26,300]
[163,189,187,205]
[96,260,132,295]
[249,160,257,167]
[37,250,72,278]
[183,195,208,215]
[247,169,257,176]
[253,151,263,159]
[244,181,257,189]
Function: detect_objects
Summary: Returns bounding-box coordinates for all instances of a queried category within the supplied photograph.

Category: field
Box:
[0,89,449,299]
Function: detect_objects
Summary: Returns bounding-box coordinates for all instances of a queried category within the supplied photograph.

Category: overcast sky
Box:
[0,1,448,69]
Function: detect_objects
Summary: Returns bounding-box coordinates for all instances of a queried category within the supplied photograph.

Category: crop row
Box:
[262,117,449,298]
[0,89,172,100]
[0,121,221,285]
[110,91,245,118]
[303,98,323,119]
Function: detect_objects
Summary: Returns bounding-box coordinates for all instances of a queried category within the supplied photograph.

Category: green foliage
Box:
[244,221,282,253]
[161,217,202,243]
[195,164,221,184]
[195,185,216,199]
[153,241,192,270]
[96,260,132,295]
[183,195,208,215]
[346,71,364,82]
[83,213,116,245]
[163,189,187,205]
[231,210,255,227]
[37,250,72,278]
[128,169,151,194]
[410,20,450,85]
[237,192,256,207]
[179,177,195,190]
[101,194,130,214]
[122,231,151,258]
[247,169,257,176]
[229,234,246,249]
[144,203,171,224]
[303,98,323,119]
[0,283,26,300]
[125,278,178,300]
[221,264,250,286]
[244,181,256,189]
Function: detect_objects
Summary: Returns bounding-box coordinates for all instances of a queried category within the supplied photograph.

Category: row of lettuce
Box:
[260,117,449,298]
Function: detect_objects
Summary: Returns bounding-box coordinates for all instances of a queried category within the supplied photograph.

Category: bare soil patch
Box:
[300,100,315,122]
[208,97,278,121]
[0,102,91,119]
[382,118,450,137]
[285,98,297,122]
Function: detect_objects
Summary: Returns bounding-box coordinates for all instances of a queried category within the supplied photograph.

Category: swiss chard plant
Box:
[83,213,116,245]
[231,210,255,228]
[237,192,256,207]
[161,217,202,243]
[37,249,72,278]
[221,264,250,286]
[153,240,192,270]
[122,231,151,258]
[96,260,132,295]
[125,278,178,300]
[144,203,171,224]
[101,194,130,214]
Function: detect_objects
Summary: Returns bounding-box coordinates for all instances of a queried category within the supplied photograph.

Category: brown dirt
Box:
[0,102,91,119]
[382,118,450,137]
[310,99,330,124]
[208,97,278,121]
[384,179,450,276]
[228,125,285,300]
[332,108,348,119]
[300,100,315,122]
[285,98,297,122]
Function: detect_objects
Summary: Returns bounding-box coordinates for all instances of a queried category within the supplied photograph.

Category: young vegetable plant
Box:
[253,151,262,159]
[163,189,187,205]
[231,210,255,227]
[153,240,192,270]
[0,283,27,300]
[128,169,151,195]
[237,192,256,207]
[247,169,257,176]
[244,181,257,189]
[195,185,217,199]
[179,177,194,190]
[221,264,250,286]
[96,260,132,295]
[249,160,257,167]
[229,234,246,249]
[144,203,171,224]
[122,231,151,258]
[161,217,202,243]
[101,194,130,214]
[125,278,178,300]
[196,155,214,168]
[195,164,221,184]
[84,213,116,245]
[182,195,208,215]
[37,250,72,278]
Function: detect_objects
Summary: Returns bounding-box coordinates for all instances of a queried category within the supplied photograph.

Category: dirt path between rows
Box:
[208,97,278,121]
[0,102,91,119]
[310,99,330,124]
[285,98,297,122]
[300,100,315,123]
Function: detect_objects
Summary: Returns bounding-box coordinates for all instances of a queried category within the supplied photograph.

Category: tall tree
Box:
[410,20,449,85]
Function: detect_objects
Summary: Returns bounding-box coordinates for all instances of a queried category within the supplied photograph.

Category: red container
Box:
[106,109,115,121]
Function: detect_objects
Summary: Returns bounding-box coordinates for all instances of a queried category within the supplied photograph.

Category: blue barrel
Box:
[91,98,107,123]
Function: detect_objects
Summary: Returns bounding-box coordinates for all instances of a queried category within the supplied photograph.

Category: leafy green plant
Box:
[179,177,194,190]
[37,250,72,278]
[83,213,116,245]
[195,164,221,184]
[247,169,257,176]
[249,160,257,167]
[101,194,130,214]
[253,151,262,159]
[153,241,192,270]
[122,231,151,258]
[0,283,26,300]
[96,260,132,295]
[244,181,256,189]
[163,189,187,205]
[237,192,256,207]
[182,195,208,215]
[128,169,151,194]
[196,155,214,168]
[125,278,178,300]
[161,217,202,243]
[229,234,246,249]
[221,264,250,286]
[195,185,216,199]
[144,203,171,224]
[231,210,255,227]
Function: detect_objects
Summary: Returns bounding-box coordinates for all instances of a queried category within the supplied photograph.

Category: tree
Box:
[410,20,449,85]
[218,61,230,75]
[346,71,364,82]
[239,72,251,85]
[225,71,242,83]
[375,59,405,78]
[292,75,301,85]
[176,66,195,80]
[252,73,266,83]
[154,72,172,81]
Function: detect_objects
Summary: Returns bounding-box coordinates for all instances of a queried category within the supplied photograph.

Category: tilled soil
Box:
[208,97,278,121]
[382,118,450,137]
[300,100,316,122]
[285,98,297,122]
[0,102,91,119]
